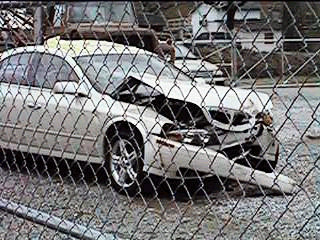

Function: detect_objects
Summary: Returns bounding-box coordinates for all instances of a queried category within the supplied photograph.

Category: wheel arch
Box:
[103,120,145,161]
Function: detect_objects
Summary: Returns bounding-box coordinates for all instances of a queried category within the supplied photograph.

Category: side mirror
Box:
[53,81,89,97]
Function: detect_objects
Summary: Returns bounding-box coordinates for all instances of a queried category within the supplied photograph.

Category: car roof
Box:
[1,36,154,60]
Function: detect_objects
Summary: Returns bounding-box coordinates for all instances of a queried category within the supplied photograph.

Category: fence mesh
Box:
[0,1,319,239]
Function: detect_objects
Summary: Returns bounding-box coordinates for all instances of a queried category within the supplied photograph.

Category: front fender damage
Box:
[116,74,297,194]
[150,98,297,195]
[152,135,297,194]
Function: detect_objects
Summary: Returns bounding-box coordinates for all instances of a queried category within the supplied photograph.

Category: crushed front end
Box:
[156,97,279,173]
[205,107,278,173]
[151,96,296,194]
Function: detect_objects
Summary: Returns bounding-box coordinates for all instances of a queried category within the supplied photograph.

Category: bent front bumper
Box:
[145,130,297,195]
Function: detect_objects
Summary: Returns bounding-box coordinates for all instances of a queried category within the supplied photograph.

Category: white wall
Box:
[192,4,261,38]
[191,5,225,38]
[237,30,282,52]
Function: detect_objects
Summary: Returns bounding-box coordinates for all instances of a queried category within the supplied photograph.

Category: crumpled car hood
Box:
[135,73,273,115]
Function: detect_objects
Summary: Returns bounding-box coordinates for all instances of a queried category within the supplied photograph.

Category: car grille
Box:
[209,109,250,126]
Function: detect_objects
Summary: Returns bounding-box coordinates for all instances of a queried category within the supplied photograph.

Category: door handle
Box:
[27,103,42,110]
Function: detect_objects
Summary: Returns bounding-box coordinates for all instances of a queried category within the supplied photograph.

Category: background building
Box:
[191,2,282,52]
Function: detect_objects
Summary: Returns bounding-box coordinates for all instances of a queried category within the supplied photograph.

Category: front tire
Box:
[106,131,144,196]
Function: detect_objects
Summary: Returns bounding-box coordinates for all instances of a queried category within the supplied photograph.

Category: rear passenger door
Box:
[0,50,97,159]
[24,52,83,154]
[0,52,35,149]
[26,52,96,158]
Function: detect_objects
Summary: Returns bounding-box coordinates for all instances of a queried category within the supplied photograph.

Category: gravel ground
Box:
[0,87,319,240]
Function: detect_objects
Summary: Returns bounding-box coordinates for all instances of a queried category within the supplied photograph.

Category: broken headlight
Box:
[256,111,273,126]
[263,113,273,126]
[166,129,211,145]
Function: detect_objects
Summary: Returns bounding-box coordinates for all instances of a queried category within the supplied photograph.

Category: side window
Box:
[33,53,79,88]
[0,52,79,88]
[0,53,33,85]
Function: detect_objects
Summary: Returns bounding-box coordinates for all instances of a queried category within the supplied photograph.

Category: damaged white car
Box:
[0,37,297,195]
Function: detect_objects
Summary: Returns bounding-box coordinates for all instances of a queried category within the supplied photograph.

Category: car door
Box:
[26,52,98,159]
[0,52,37,149]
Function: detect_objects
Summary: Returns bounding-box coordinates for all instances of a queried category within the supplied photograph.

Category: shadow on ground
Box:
[0,149,282,202]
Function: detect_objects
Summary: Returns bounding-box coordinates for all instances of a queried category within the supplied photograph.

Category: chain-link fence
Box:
[0,1,319,239]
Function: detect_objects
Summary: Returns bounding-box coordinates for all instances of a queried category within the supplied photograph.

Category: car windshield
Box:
[175,45,198,59]
[67,2,135,24]
[75,53,192,94]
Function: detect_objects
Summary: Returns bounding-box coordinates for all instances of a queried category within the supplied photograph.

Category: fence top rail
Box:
[185,38,320,45]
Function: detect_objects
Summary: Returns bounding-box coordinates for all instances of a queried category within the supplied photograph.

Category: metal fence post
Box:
[231,31,237,85]
[34,3,44,45]
[281,38,284,83]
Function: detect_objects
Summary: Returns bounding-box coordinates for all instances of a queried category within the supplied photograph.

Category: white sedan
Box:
[0,37,296,195]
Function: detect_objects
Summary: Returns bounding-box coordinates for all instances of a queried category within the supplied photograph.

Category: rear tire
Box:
[106,131,144,196]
